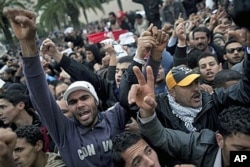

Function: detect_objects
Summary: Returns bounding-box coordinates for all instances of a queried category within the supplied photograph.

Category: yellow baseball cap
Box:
[166,65,200,89]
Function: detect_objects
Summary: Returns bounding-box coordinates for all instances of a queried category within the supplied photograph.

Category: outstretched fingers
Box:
[132,66,154,89]
[133,66,146,85]
[145,66,154,88]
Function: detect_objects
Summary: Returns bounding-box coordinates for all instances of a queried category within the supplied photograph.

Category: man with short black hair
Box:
[14,125,66,167]
[192,26,224,63]
[223,39,245,69]
[112,132,161,167]
[197,52,222,93]
[0,90,52,152]
[213,69,241,88]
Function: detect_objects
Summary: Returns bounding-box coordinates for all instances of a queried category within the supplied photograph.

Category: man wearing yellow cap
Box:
[119,26,250,133]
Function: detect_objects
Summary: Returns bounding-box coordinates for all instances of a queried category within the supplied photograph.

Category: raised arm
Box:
[119,24,169,110]
[146,23,170,78]
[128,66,157,117]
[128,66,217,166]
[41,39,117,109]
[3,7,71,145]
[173,21,188,66]
[213,29,250,111]
[119,24,156,110]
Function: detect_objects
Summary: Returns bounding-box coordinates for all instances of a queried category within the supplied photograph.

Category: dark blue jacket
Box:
[23,56,129,167]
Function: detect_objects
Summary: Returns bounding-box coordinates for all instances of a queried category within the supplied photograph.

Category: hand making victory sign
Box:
[128,66,157,118]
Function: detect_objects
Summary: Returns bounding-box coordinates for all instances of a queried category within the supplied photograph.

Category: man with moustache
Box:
[128,65,250,167]
[119,25,250,133]
[192,26,224,64]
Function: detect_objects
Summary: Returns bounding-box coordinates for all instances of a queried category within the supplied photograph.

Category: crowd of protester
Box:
[1,0,250,167]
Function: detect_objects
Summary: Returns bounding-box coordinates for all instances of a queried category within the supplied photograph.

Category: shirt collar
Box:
[213,148,222,167]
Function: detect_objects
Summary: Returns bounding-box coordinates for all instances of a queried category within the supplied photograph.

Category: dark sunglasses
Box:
[226,47,244,54]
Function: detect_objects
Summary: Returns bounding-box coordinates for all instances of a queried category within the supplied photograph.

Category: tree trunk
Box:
[83,9,89,24]
[55,15,61,30]
[2,16,15,49]
[117,0,123,11]
[66,3,81,30]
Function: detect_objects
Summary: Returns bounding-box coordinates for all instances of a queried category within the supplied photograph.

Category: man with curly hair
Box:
[14,125,66,167]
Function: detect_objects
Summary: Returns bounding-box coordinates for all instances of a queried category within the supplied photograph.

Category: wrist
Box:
[172,32,177,38]
[150,48,162,61]
[20,39,37,57]
[133,56,145,64]
[135,50,147,59]
[177,41,186,47]
[139,109,154,118]
[53,51,63,63]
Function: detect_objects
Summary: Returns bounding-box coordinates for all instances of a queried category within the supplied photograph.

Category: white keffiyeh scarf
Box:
[168,94,202,132]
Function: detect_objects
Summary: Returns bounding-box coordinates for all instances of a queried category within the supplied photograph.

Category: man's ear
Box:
[216,132,224,148]
[223,54,228,61]
[168,88,175,97]
[219,63,222,71]
[35,140,44,151]
[17,102,25,110]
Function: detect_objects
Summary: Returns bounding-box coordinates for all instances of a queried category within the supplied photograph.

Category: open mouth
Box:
[206,72,214,78]
[116,78,121,83]
[15,163,22,167]
[192,93,201,102]
[198,44,204,48]
[78,111,91,121]
[116,78,121,86]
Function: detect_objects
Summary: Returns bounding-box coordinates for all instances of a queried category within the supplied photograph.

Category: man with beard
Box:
[108,12,121,30]
[192,26,224,64]
[192,27,211,52]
